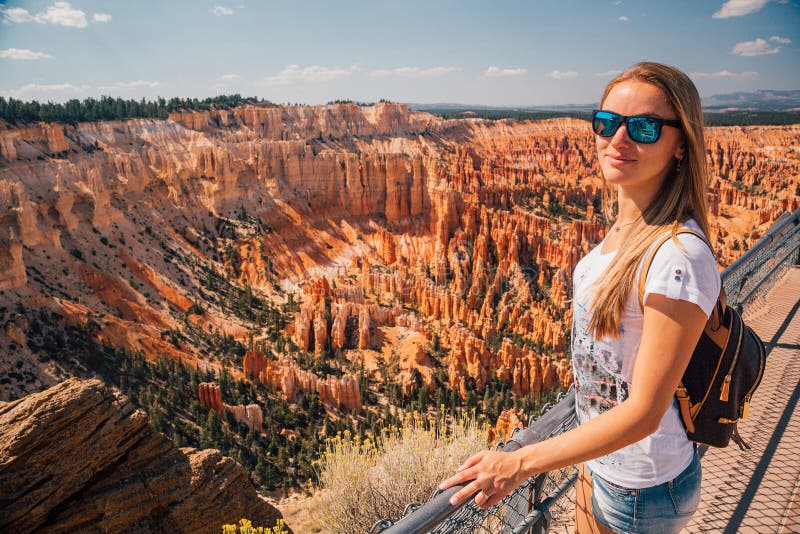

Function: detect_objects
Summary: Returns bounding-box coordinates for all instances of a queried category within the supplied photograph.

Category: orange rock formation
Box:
[198,381,264,432]
[0,105,796,407]
[198,382,224,413]
[487,409,526,444]
[241,350,361,411]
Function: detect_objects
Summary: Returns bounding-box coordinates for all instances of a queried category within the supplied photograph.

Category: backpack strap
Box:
[675,385,695,433]
[637,228,711,311]
[637,227,722,437]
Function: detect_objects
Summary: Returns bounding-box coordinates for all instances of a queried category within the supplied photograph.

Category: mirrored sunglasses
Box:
[592,109,682,144]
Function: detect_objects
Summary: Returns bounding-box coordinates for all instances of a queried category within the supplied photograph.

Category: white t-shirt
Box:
[571,219,720,488]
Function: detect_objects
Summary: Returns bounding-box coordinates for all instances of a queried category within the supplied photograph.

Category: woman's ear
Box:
[674,143,685,161]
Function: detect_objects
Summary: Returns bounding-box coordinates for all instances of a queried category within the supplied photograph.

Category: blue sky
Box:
[1,0,799,106]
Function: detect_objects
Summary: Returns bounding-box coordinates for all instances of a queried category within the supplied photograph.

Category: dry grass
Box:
[316,411,487,534]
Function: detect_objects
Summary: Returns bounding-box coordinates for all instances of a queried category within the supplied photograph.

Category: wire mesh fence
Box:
[426,414,577,534]
[723,208,800,314]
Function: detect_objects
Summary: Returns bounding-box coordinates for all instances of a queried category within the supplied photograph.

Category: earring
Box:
[675,156,683,175]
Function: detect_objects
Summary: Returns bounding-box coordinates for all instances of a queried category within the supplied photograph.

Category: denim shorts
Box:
[590,449,702,534]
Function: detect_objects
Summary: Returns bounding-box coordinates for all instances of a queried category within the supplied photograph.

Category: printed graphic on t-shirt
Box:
[571,268,629,468]
[572,302,630,414]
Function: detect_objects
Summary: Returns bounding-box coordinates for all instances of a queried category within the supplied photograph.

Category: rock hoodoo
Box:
[197,381,264,432]
[241,351,362,411]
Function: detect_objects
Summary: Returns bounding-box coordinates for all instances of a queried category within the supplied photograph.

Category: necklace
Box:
[612,218,640,232]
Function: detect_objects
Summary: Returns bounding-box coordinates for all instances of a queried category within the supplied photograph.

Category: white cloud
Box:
[265,64,359,85]
[97,80,161,91]
[713,0,769,18]
[35,2,88,28]
[5,82,90,99]
[618,15,629,21]
[769,35,791,44]
[2,7,35,23]
[93,13,112,23]
[211,5,234,16]
[595,69,623,77]
[1,2,88,28]
[0,48,52,60]
[691,70,759,78]
[483,66,527,77]
[396,66,460,77]
[545,70,578,79]
[369,66,461,78]
[1,79,156,100]
[732,37,781,56]
[220,74,241,80]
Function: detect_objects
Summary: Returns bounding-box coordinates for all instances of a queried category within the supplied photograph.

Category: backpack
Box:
[638,228,767,450]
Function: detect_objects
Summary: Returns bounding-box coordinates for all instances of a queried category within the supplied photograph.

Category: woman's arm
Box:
[440,293,707,508]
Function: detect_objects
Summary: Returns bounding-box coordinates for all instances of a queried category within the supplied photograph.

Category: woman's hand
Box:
[438,448,529,509]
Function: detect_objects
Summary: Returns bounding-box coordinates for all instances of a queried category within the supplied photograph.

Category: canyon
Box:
[1,104,795,404]
[0,103,797,529]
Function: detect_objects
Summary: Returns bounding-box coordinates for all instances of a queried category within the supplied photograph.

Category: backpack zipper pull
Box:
[720,375,731,402]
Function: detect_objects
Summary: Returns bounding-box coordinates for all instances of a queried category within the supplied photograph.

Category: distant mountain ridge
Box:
[702,89,800,112]
[410,89,800,114]
[408,102,595,114]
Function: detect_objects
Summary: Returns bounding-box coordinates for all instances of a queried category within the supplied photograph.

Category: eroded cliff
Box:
[0,104,796,407]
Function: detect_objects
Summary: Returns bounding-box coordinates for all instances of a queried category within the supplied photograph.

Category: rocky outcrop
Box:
[77,261,167,327]
[0,123,67,161]
[394,329,435,395]
[227,404,264,433]
[43,123,69,153]
[442,324,572,399]
[240,349,361,410]
[294,289,405,355]
[120,248,194,313]
[168,102,435,141]
[198,382,264,432]
[167,447,277,532]
[0,378,285,534]
[243,349,268,380]
[259,356,362,411]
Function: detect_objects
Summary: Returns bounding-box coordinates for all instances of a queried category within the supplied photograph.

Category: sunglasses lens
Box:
[592,111,619,137]
[627,117,660,143]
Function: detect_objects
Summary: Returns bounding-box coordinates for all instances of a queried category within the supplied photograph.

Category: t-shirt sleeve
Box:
[642,233,721,318]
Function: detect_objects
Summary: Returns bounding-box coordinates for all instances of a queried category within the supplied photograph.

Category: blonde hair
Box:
[588,62,713,339]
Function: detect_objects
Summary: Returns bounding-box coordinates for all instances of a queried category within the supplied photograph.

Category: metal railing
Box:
[721,208,800,314]
[371,208,800,534]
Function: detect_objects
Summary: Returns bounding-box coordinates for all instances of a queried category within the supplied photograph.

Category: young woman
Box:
[440,62,720,533]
